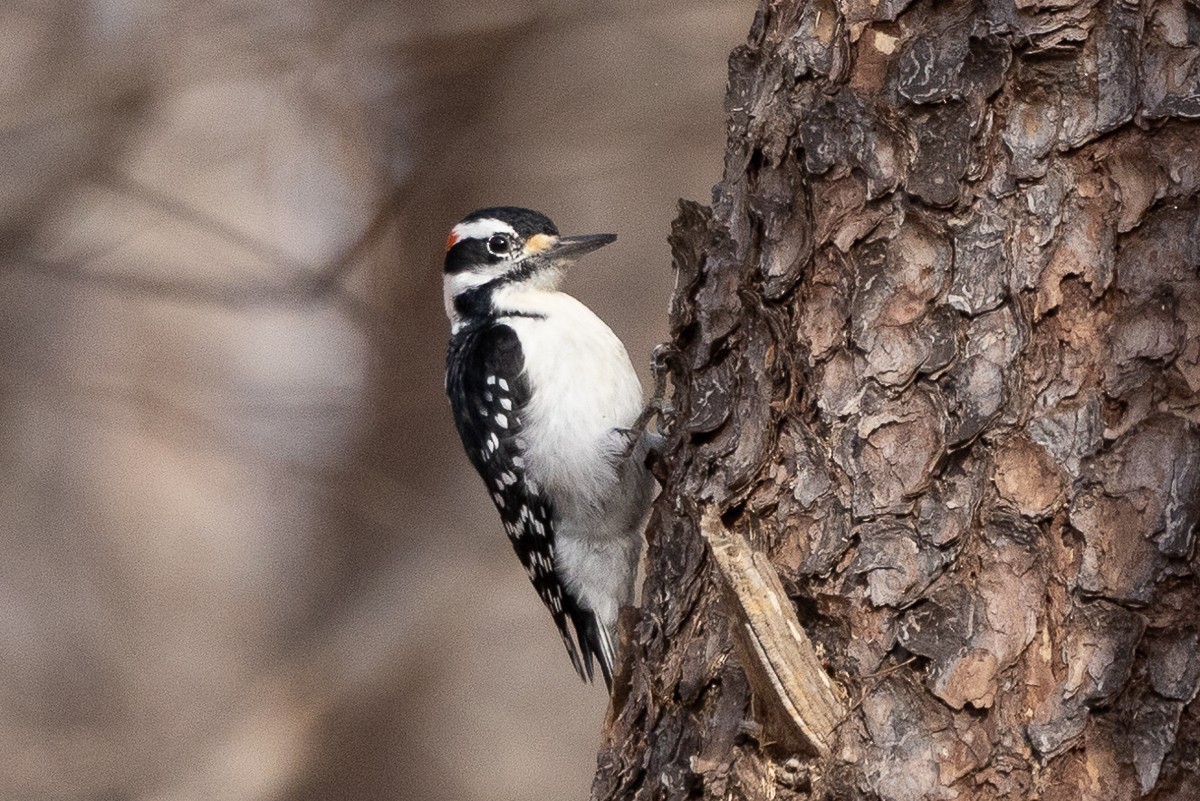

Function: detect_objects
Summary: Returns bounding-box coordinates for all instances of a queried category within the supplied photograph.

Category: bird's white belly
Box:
[501,294,643,518]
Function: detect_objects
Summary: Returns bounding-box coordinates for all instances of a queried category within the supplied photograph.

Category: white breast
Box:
[494,285,644,518]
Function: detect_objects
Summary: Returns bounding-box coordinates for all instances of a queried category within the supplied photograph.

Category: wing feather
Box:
[446,322,612,688]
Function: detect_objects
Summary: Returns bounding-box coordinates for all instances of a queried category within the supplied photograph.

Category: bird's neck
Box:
[447,277,567,333]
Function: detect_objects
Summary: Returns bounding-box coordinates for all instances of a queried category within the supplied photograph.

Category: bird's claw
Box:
[621,344,681,460]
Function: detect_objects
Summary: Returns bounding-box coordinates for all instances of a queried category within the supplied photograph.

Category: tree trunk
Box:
[595,1,1200,799]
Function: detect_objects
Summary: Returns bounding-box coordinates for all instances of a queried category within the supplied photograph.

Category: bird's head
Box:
[443,206,615,325]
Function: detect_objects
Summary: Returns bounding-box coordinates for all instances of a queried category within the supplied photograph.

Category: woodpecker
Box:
[443,206,656,690]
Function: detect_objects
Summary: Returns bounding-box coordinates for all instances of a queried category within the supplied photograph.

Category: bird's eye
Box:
[487,234,512,256]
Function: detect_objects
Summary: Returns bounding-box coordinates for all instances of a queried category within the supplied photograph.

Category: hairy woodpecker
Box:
[443,206,656,690]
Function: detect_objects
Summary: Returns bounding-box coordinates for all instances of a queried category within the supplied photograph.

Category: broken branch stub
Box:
[700,508,847,756]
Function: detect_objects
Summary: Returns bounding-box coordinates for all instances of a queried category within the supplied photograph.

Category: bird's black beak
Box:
[544,233,617,262]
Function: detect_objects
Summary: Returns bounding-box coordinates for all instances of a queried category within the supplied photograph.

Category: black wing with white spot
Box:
[446,322,612,688]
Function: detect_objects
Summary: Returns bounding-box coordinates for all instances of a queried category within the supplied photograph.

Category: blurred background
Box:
[0,1,751,799]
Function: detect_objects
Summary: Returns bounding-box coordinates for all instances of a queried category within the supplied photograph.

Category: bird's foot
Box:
[621,344,681,459]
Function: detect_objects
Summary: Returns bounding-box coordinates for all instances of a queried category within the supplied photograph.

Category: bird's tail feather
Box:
[566,605,615,692]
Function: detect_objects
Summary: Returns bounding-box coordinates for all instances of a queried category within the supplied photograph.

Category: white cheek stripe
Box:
[453,218,518,241]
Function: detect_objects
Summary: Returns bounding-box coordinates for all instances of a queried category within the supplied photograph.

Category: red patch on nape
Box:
[445,231,460,252]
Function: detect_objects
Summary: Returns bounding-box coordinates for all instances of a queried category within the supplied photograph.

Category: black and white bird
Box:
[443,206,656,690]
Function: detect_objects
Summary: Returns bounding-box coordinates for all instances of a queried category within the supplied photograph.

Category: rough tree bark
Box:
[595,1,1200,799]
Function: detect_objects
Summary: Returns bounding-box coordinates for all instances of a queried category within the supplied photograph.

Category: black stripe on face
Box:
[445,238,500,274]
[453,283,495,319]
